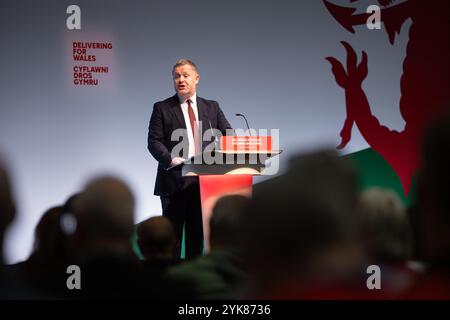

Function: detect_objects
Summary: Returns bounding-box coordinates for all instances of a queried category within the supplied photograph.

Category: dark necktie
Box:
[187,99,201,155]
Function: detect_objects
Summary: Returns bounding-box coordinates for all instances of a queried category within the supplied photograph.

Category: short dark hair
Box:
[210,195,250,248]
[137,216,176,257]
[172,59,199,74]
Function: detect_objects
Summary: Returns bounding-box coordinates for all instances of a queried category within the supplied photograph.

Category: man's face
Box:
[172,64,199,100]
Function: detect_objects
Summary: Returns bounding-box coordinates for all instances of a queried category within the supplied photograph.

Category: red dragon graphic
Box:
[324,0,450,195]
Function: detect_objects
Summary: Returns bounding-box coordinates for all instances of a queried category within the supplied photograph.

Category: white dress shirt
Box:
[179,93,200,159]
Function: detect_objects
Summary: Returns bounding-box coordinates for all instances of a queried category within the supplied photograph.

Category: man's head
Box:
[172,59,200,101]
[32,206,66,260]
[210,195,251,250]
[355,187,412,264]
[242,150,360,279]
[74,176,135,248]
[137,216,176,260]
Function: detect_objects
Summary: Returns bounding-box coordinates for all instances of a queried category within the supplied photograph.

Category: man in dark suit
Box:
[147,59,232,260]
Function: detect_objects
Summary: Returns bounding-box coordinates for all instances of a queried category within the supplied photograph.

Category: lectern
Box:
[180,136,281,252]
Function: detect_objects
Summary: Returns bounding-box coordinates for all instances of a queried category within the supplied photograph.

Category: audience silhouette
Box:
[1,114,450,299]
[165,195,250,299]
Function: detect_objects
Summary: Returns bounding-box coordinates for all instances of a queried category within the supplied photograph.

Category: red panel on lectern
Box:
[199,175,253,200]
[220,136,272,152]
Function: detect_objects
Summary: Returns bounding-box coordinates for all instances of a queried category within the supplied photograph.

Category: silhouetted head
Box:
[0,158,16,262]
[210,195,251,250]
[420,112,450,215]
[32,206,66,261]
[242,150,360,280]
[74,176,135,253]
[414,112,450,265]
[355,187,412,264]
[137,216,176,260]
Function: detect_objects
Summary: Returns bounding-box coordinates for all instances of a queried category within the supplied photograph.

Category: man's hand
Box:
[171,157,186,166]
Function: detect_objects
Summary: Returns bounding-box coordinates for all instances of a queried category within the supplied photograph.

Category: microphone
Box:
[235,113,251,133]
[208,119,214,134]
[208,119,220,149]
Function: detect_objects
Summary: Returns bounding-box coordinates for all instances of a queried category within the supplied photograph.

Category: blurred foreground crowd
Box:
[0,114,449,300]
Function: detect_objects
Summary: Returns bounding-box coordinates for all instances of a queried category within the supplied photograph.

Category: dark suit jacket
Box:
[148,94,232,196]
